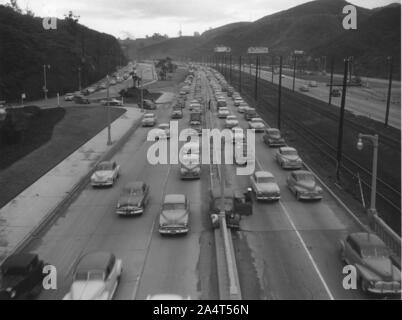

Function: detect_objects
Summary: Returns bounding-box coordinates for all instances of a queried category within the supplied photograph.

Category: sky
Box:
[1,0,400,39]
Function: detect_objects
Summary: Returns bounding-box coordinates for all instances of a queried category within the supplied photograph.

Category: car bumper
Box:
[92,181,113,187]
[159,227,189,235]
[298,193,323,200]
[116,208,144,215]
[367,282,401,294]
[256,194,281,201]
[181,172,200,179]
[281,162,303,169]
[142,122,155,127]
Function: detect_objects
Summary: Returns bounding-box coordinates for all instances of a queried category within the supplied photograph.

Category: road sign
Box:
[214,46,231,53]
[248,47,269,54]
[294,50,305,55]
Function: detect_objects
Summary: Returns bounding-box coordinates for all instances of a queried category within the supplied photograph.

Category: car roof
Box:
[164,194,186,203]
[76,252,114,273]
[2,253,38,270]
[348,233,386,248]
[280,147,296,152]
[255,171,273,178]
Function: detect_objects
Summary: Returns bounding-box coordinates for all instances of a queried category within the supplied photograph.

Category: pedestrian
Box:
[208,99,211,111]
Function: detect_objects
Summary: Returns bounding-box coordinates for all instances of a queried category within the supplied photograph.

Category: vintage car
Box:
[238,102,249,113]
[143,99,157,110]
[225,115,239,129]
[209,188,252,229]
[232,127,245,144]
[156,123,170,139]
[73,95,90,104]
[171,109,183,119]
[189,102,202,112]
[159,194,190,235]
[250,171,280,201]
[331,88,341,97]
[286,170,323,200]
[276,147,303,169]
[233,142,255,167]
[101,98,123,106]
[0,254,46,300]
[91,161,120,187]
[64,252,122,300]
[218,108,230,118]
[263,128,286,147]
[116,181,149,216]
[233,97,244,107]
[340,233,401,295]
[147,294,191,300]
[244,108,257,121]
[248,117,265,132]
[217,98,227,108]
[180,154,201,180]
[142,113,156,127]
[64,93,75,101]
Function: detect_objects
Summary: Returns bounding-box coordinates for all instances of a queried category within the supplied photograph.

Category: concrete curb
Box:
[1,112,143,263]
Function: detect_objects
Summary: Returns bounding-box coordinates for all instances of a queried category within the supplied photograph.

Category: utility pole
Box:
[239,56,242,93]
[271,55,275,83]
[78,67,82,91]
[229,54,232,84]
[384,56,393,127]
[249,56,252,75]
[336,58,349,181]
[254,56,259,103]
[106,75,112,145]
[328,57,335,105]
[292,55,297,91]
[43,64,50,100]
[140,69,144,113]
[278,56,283,130]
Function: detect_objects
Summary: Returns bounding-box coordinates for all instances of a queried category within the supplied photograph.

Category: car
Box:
[232,127,245,144]
[143,99,157,110]
[87,87,96,94]
[63,252,122,300]
[225,115,239,128]
[234,97,244,107]
[142,113,156,127]
[218,108,230,118]
[244,107,257,121]
[171,109,183,119]
[276,147,303,169]
[233,142,255,167]
[299,85,309,92]
[101,98,123,106]
[340,233,401,295]
[217,98,227,108]
[156,123,170,139]
[250,171,281,201]
[91,161,120,187]
[180,153,201,179]
[64,93,75,101]
[248,117,265,132]
[209,188,252,229]
[286,170,323,200]
[0,254,46,300]
[116,181,149,216]
[73,95,90,104]
[159,194,190,235]
[308,81,318,87]
[263,128,286,147]
[237,103,248,113]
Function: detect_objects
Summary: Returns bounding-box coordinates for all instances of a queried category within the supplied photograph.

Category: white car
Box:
[234,98,244,107]
[91,161,120,187]
[250,171,281,201]
[142,113,156,127]
[248,117,265,132]
[64,93,75,101]
[225,115,239,128]
[63,252,122,300]
[218,108,230,118]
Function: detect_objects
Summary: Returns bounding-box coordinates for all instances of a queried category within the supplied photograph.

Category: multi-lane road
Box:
[19,67,398,300]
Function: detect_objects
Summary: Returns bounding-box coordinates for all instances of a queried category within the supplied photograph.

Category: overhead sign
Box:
[294,50,305,55]
[214,46,231,53]
[248,47,269,54]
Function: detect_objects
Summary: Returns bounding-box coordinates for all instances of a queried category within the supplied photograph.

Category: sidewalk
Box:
[0,107,143,262]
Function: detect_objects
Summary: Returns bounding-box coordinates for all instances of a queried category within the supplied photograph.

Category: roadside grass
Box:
[0,106,125,209]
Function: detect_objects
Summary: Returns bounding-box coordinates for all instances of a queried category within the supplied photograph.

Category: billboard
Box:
[214,46,231,53]
[248,47,269,54]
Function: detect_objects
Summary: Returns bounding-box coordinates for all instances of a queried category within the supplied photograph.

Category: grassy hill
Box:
[0,5,127,102]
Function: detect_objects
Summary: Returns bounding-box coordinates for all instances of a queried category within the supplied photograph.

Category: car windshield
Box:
[124,187,142,195]
[96,163,113,170]
[163,203,185,210]
[144,114,154,118]
[297,173,314,181]
[257,177,275,183]
[282,150,297,156]
[74,270,105,281]
[361,246,389,258]
[269,130,280,137]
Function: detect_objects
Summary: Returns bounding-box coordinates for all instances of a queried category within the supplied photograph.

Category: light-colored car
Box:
[234,98,244,107]
[248,118,265,132]
[171,109,183,119]
[250,171,280,201]
[225,115,239,128]
[116,181,149,216]
[276,147,303,169]
[91,161,120,187]
[64,93,74,101]
[232,127,245,144]
[159,194,190,235]
[142,113,156,127]
[244,107,257,121]
[217,98,227,108]
[238,103,249,113]
[340,233,401,295]
[299,85,309,92]
[286,170,323,200]
[63,252,122,300]
[180,154,201,180]
[218,108,230,118]
[156,123,170,139]
[101,98,123,106]
[263,128,286,147]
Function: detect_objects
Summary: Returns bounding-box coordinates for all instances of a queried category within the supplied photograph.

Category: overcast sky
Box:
[1,0,399,39]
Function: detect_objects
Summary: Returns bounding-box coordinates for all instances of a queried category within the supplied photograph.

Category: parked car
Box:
[143,99,156,110]
[217,98,227,108]
[340,233,401,295]
[276,147,303,169]
[238,103,249,113]
[171,109,183,119]
[116,181,149,216]
[73,95,90,104]
[0,254,46,300]
[286,170,323,200]
[142,113,156,127]
[63,252,122,300]
[248,117,265,132]
[299,85,309,92]
[64,93,75,101]
[263,128,286,147]
[308,81,318,87]
[91,161,120,187]
[244,108,257,121]
[250,171,280,201]
[225,115,239,128]
[159,194,190,235]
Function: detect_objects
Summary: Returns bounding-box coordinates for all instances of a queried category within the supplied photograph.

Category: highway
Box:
[19,66,396,300]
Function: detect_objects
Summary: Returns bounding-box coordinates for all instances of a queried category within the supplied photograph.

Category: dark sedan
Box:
[116,181,149,216]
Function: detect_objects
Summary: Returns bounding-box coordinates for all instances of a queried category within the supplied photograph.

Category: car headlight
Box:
[117,203,121,208]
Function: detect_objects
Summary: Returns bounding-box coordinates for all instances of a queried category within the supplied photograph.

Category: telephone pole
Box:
[384,56,393,127]
[278,56,283,130]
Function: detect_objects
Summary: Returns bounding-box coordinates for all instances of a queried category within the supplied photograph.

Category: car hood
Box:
[296,180,318,191]
[161,210,188,224]
[256,183,279,193]
[0,275,23,291]
[92,171,113,180]
[282,155,301,162]
[118,194,143,207]
[69,281,105,300]
[359,258,400,281]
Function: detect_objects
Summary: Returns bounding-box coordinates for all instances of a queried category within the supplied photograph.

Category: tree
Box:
[6,0,22,13]
[194,31,200,37]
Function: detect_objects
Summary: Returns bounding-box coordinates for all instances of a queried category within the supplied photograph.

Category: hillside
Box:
[133,0,400,79]
[0,5,126,102]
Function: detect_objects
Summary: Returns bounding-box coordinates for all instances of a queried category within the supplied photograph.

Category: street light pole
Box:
[106,75,112,146]
[140,69,144,113]
[384,56,393,127]
[78,67,82,92]
[239,56,242,93]
[328,57,335,105]
[278,56,283,130]
[292,55,297,91]
[254,55,259,103]
[43,64,50,100]
[357,134,379,215]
